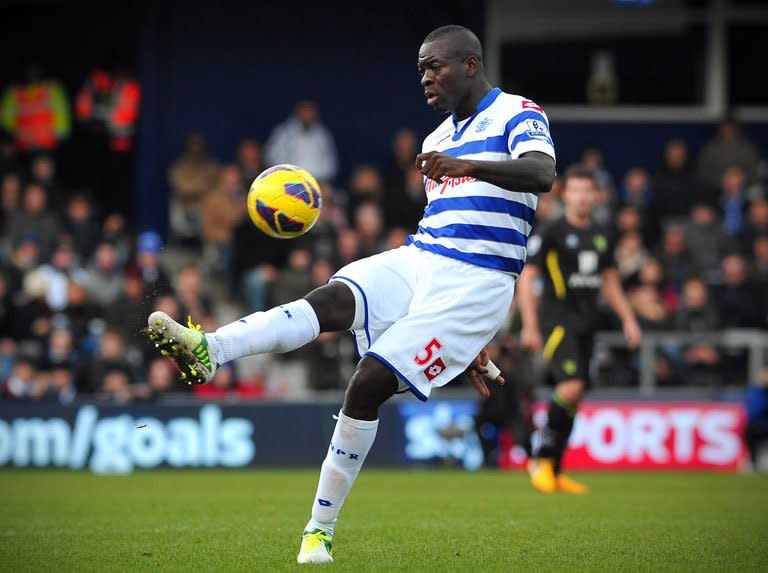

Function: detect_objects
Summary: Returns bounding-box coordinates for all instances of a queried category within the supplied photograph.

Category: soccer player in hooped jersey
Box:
[145,25,556,564]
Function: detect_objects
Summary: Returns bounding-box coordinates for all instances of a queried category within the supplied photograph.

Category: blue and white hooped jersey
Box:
[407,88,555,276]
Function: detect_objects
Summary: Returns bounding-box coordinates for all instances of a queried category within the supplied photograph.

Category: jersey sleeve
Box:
[505,100,555,161]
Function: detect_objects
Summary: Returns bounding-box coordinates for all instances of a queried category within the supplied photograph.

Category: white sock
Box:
[305,412,379,535]
[207,299,320,365]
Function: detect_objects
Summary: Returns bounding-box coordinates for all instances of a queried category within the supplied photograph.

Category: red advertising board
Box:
[500,402,747,471]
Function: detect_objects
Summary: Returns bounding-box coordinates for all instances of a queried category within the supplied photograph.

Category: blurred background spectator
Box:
[0,1,766,405]
[264,99,338,184]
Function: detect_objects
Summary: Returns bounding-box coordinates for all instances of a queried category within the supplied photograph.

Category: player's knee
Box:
[304,282,355,332]
[556,379,585,406]
[343,357,397,418]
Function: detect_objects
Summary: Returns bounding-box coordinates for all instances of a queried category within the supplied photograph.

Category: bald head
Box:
[418,25,490,116]
[423,25,483,63]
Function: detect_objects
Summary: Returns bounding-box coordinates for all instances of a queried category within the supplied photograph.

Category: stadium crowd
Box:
[1,88,767,403]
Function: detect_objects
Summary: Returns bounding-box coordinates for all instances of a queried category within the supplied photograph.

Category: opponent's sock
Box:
[207,299,320,365]
[305,412,379,535]
[534,394,576,474]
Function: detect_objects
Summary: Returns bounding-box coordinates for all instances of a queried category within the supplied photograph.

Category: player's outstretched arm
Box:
[416,150,555,193]
[465,347,505,398]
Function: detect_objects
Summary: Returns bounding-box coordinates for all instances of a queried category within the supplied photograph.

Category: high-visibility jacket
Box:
[1,81,71,151]
[76,69,141,152]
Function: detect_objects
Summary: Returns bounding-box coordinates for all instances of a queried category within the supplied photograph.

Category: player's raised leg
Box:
[145,281,355,384]
[297,356,397,564]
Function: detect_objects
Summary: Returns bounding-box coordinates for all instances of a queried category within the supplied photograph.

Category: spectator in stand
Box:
[63,193,101,261]
[534,175,563,223]
[0,65,70,155]
[86,329,135,393]
[175,265,214,326]
[684,203,737,282]
[83,242,124,309]
[43,324,77,368]
[232,217,290,312]
[304,182,346,264]
[132,231,172,300]
[752,235,768,293]
[629,282,669,331]
[637,258,678,314]
[654,138,699,220]
[105,267,151,351]
[616,205,645,236]
[620,167,654,210]
[142,356,189,400]
[581,144,615,195]
[270,248,314,307]
[384,164,427,231]
[101,213,132,266]
[675,277,721,385]
[615,231,651,287]
[384,128,417,194]
[353,202,385,257]
[29,154,65,212]
[696,116,761,192]
[714,254,763,384]
[741,199,768,255]
[719,166,750,238]
[264,98,338,183]
[714,254,762,329]
[75,67,141,219]
[383,129,425,229]
[1,354,39,400]
[656,223,697,297]
[346,163,383,221]
[47,362,77,404]
[0,132,21,178]
[5,182,60,260]
[167,133,220,248]
[200,164,247,287]
[32,242,87,313]
[99,367,133,402]
[236,137,264,186]
[0,172,21,231]
[335,228,361,268]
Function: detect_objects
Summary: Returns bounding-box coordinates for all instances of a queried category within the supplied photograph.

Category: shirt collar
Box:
[452,87,502,124]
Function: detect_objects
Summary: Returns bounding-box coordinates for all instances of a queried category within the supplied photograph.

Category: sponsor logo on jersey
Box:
[566,234,579,248]
[424,357,447,382]
[522,100,544,113]
[423,175,476,195]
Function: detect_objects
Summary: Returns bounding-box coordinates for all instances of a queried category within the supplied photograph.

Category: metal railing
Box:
[595,329,768,395]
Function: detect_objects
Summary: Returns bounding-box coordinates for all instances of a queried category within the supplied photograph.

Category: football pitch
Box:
[1,470,766,572]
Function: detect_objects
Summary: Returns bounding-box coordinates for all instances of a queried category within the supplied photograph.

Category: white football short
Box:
[329,244,516,401]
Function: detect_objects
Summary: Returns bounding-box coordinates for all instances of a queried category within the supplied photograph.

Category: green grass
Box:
[0,470,767,572]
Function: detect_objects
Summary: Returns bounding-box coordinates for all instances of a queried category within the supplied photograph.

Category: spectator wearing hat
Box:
[132,230,172,300]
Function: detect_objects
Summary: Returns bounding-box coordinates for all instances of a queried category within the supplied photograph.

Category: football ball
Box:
[246,164,323,239]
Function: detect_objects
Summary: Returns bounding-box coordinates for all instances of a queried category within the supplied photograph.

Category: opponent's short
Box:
[330,244,516,401]
[539,318,595,386]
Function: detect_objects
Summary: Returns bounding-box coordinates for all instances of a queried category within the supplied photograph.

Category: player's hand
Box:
[622,317,643,349]
[466,347,505,399]
[416,151,473,183]
[520,325,543,353]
